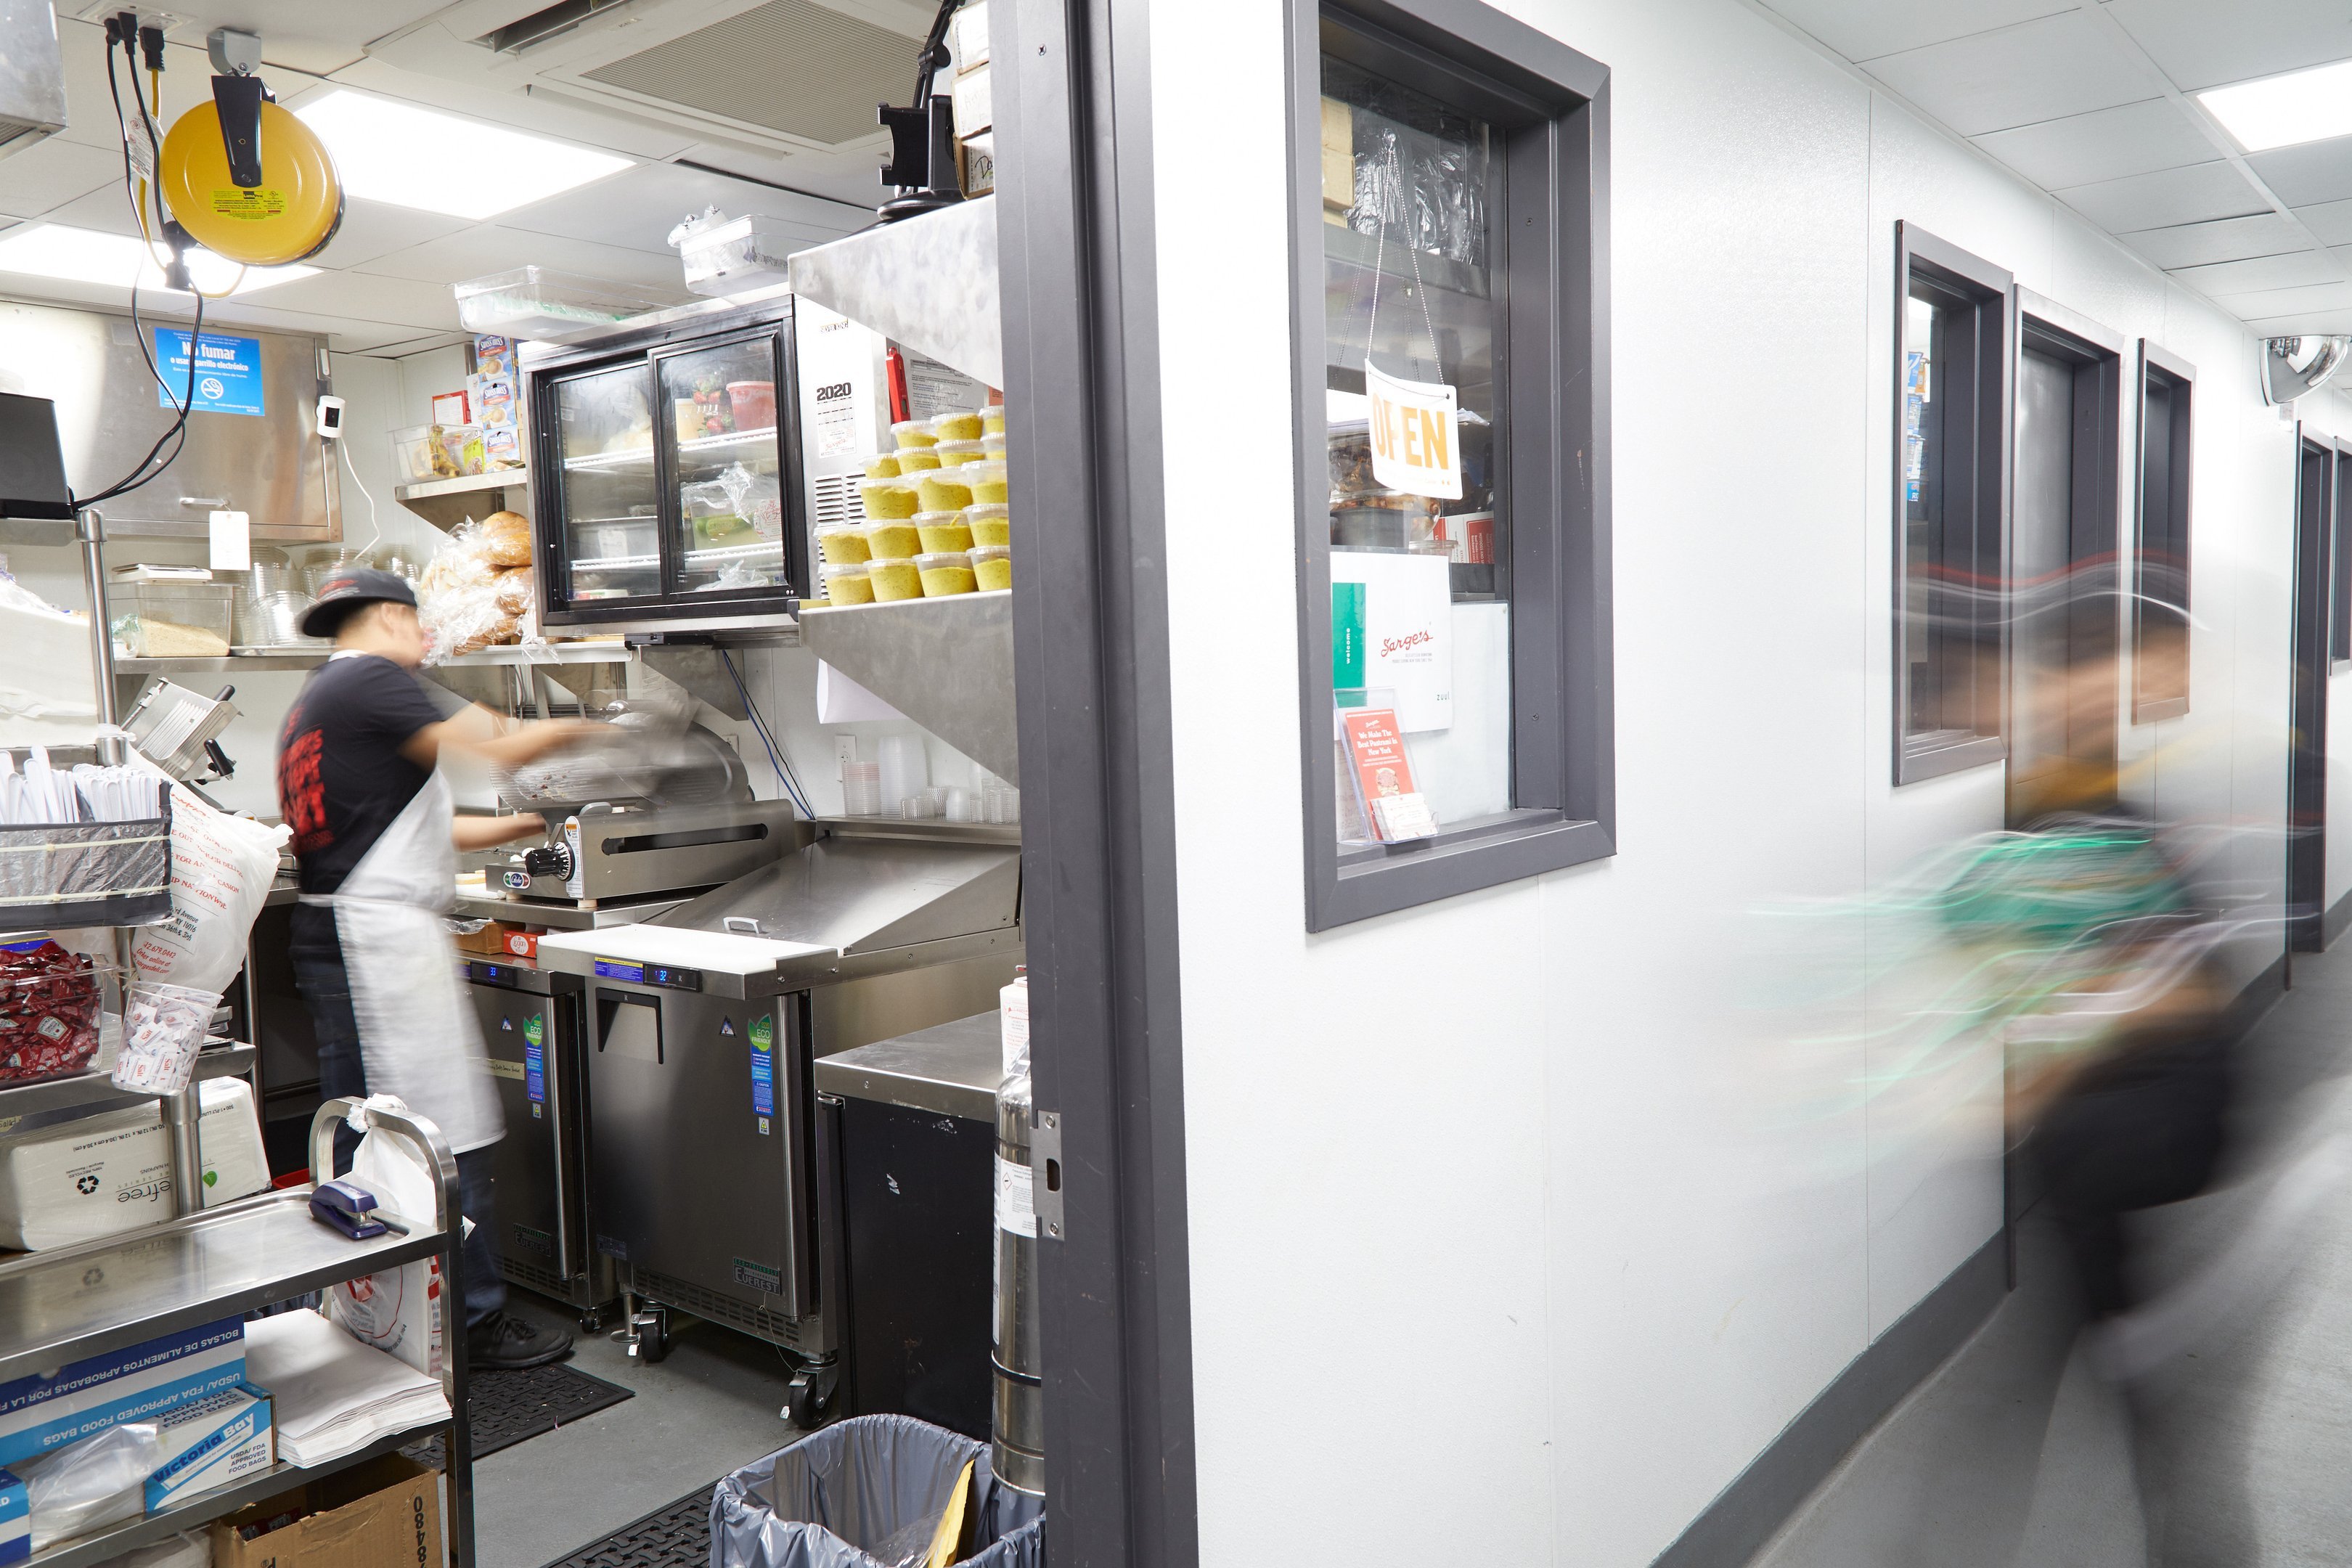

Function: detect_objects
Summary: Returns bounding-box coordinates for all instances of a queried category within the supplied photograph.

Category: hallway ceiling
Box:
[1759,0,2352,338]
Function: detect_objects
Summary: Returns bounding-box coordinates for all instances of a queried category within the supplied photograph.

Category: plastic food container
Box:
[896,448,941,471]
[393,423,486,481]
[931,409,985,442]
[868,557,923,601]
[822,562,875,605]
[917,472,973,512]
[934,438,986,467]
[982,407,1006,436]
[677,213,800,297]
[863,519,921,560]
[982,433,1006,460]
[859,478,920,520]
[971,544,1012,591]
[963,461,1008,505]
[915,510,973,552]
[817,524,870,564]
[893,419,939,450]
[728,381,777,433]
[454,266,674,342]
[965,502,1010,547]
[121,583,234,658]
[865,454,904,478]
[916,550,977,596]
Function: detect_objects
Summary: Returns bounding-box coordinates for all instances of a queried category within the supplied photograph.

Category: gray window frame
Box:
[2334,436,2352,673]
[2132,340,2195,724]
[1894,223,2014,785]
[1287,0,1614,933]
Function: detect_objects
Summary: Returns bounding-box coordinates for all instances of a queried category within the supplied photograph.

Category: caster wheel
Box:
[785,1363,838,1429]
[626,1307,670,1363]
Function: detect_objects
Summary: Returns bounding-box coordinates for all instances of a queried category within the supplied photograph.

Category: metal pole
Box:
[81,507,204,1218]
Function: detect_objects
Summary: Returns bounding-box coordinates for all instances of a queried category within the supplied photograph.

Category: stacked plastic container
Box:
[827,405,1013,607]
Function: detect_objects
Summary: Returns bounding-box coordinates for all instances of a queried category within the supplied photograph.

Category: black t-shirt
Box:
[277,654,446,895]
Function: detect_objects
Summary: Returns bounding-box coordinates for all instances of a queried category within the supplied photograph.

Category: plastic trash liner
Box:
[711,1414,1045,1568]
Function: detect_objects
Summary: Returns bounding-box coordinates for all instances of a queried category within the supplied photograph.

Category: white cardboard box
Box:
[0,1077,268,1251]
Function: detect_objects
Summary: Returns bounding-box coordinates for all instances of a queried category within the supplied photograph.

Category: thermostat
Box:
[315,394,346,439]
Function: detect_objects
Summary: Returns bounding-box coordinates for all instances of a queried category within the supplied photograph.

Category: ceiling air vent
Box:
[483,0,635,54]
[581,0,918,147]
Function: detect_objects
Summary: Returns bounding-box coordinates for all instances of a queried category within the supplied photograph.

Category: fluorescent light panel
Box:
[0,224,316,295]
[2200,58,2352,152]
[295,90,633,220]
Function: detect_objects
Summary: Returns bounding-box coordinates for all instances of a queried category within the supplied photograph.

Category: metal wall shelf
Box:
[394,468,530,532]
[0,1042,253,1124]
[117,639,635,677]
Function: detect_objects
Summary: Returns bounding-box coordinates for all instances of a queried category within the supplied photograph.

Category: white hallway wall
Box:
[1155,1,2306,1564]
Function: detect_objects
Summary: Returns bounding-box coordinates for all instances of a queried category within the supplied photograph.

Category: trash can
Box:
[711,1414,1045,1568]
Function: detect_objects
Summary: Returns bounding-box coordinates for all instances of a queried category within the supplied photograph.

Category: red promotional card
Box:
[1342,707,1415,820]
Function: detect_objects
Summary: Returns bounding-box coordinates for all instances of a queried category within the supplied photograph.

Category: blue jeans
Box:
[290,906,507,1330]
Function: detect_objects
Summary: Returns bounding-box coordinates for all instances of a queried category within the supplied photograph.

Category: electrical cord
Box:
[719,649,814,817]
[339,437,380,557]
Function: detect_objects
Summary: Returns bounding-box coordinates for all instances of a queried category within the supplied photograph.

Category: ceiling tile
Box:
[307,200,473,272]
[238,271,464,332]
[164,3,455,78]
[2171,250,2342,295]
[322,57,702,163]
[2057,160,2271,230]
[49,18,324,153]
[1972,97,2215,189]
[677,143,885,211]
[356,226,699,293]
[2295,200,2352,246]
[495,161,869,257]
[2103,0,2352,94]
[1757,0,2079,65]
[2245,307,2352,336]
[0,139,128,219]
[1863,11,2157,137]
[2119,212,2306,269]
[41,182,144,239]
[2205,279,2352,317]
[2247,137,2352,209]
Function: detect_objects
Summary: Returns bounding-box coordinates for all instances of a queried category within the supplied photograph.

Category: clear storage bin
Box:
[392,423,486,482]
[678,214,800,298]
[454,266,674,343]
[118,583,233,658]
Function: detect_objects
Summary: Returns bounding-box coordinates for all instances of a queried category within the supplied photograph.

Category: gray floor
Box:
[467,1294,806,1568]
[1749,939,2352,1567]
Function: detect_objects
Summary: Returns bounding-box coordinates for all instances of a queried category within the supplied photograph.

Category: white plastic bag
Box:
[327,1098,446,1377]
[123,762,288,996]
[112,981,216,1093]
[17,1419,160,1551]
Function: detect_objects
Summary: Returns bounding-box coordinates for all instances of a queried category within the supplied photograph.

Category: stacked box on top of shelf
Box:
[0,1318,247,1471]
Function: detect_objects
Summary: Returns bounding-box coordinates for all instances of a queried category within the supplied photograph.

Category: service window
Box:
[2335,441,2352,670]
[2133,343,2194,722]
[1290,0,1612,931]
[1895,225,2012,783]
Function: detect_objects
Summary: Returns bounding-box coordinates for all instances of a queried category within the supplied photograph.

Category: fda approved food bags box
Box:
[0,1077,269,1250]
[209,1453,441,1568]
[0,1468,24,1566]
[0,1318,245,1469]
[146,1381,273,1511]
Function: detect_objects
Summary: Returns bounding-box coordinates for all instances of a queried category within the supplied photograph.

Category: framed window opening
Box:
[1895,224,2013,784]
[1288,0,1613,932]
[2332,436,2352,672]
[2132,341,2194,723]
[2007,291,2126,824]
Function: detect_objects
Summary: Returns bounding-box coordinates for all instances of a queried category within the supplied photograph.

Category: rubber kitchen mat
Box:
[404,1360,634,1466]
[538,1484,714,1568]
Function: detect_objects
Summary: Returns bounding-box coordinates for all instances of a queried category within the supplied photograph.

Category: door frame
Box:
[2006,289,2126,828]
[2290,427,2335,955]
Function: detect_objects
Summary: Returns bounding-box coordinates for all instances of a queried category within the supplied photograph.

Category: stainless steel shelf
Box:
[451,889,687,930]
[0,1042,255,1124]
[391,469,528,504]
[117,650,330,674]
[0,1188,447,1385]
[31,1423,442,1568]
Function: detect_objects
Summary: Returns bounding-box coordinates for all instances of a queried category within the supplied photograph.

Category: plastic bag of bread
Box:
[417,517,508,663]
[479,510,534,568]
[493,565,536,618]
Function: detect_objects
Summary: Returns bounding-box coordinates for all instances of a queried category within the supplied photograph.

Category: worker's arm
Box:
[399,704,599,772]
[453,813,547,852]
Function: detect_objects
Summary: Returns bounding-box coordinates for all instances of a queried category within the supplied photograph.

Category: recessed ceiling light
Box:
[295,90,634,220]
[0,224,317,295]
[2198,58,2352,152]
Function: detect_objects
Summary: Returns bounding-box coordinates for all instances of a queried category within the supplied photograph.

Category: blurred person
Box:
[277,568,592,1370]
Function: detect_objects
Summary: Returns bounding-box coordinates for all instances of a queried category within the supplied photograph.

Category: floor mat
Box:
[537,1485,714,1568]
[405,1360,635,1467]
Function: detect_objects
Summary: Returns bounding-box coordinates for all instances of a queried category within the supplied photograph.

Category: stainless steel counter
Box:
[814,1013,1001,1121]
[451,889,690,930]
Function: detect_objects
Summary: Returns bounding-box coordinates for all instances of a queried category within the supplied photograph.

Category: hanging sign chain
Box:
[1360,135,1445,380]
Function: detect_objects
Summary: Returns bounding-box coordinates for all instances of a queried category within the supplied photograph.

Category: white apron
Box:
[303,769,503,1154]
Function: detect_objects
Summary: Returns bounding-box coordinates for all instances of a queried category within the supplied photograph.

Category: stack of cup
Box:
[841,761,882,816]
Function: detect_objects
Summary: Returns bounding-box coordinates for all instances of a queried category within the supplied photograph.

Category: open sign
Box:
[1365,362,1462,501]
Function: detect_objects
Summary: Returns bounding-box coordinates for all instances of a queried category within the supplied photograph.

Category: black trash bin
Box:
[710,1414,1045,1568]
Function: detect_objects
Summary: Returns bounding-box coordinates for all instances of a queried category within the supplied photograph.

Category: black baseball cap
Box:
[299,565,418,638]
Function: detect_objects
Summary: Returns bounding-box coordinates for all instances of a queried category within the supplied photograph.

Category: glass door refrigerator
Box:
[527,293,808,633]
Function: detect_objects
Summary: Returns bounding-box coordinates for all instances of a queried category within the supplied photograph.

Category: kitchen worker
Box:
[278,567,589,1371]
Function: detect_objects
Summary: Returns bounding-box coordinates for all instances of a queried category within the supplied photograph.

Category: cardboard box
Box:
[499,929,538,960]
[147,1381,273,1511]
[452,923,505,957]
[0,1079,269,1251]
[210,1453,442,1568]
[0,1468,25,1567]
[0,1318,245,1470]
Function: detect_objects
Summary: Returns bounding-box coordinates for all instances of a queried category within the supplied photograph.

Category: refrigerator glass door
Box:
[554,362,663,603]
[659,333,791,596]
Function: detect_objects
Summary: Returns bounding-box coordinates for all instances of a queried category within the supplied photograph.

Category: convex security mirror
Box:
[2261,335,2352,407]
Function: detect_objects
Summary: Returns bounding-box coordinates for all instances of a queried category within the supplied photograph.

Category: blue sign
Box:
[152,330,265,417]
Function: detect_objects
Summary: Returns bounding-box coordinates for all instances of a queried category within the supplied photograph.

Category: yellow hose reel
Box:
[159,75,341,267]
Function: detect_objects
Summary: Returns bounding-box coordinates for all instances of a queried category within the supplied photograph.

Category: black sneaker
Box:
[467,1311,574,1371]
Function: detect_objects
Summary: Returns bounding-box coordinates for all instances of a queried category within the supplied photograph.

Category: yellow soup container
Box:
[971,544,1012,591]
[965,503,1010,547]
[915,510,974,552]
[892,418,939,449]
[981,407,1006,437]
[868,557,923,600]
[897,449,942,470]
[963,461,1008,505]
[817,524,870,564]
[916,550,977,596]
[981,433,1006,461]
[864,453,902,478]
[859,479,919,519]
[863,518,921,560]
[918,472,974,511]
[932,408,985,442]
[822,562,875,605]
[934,439,986,467]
